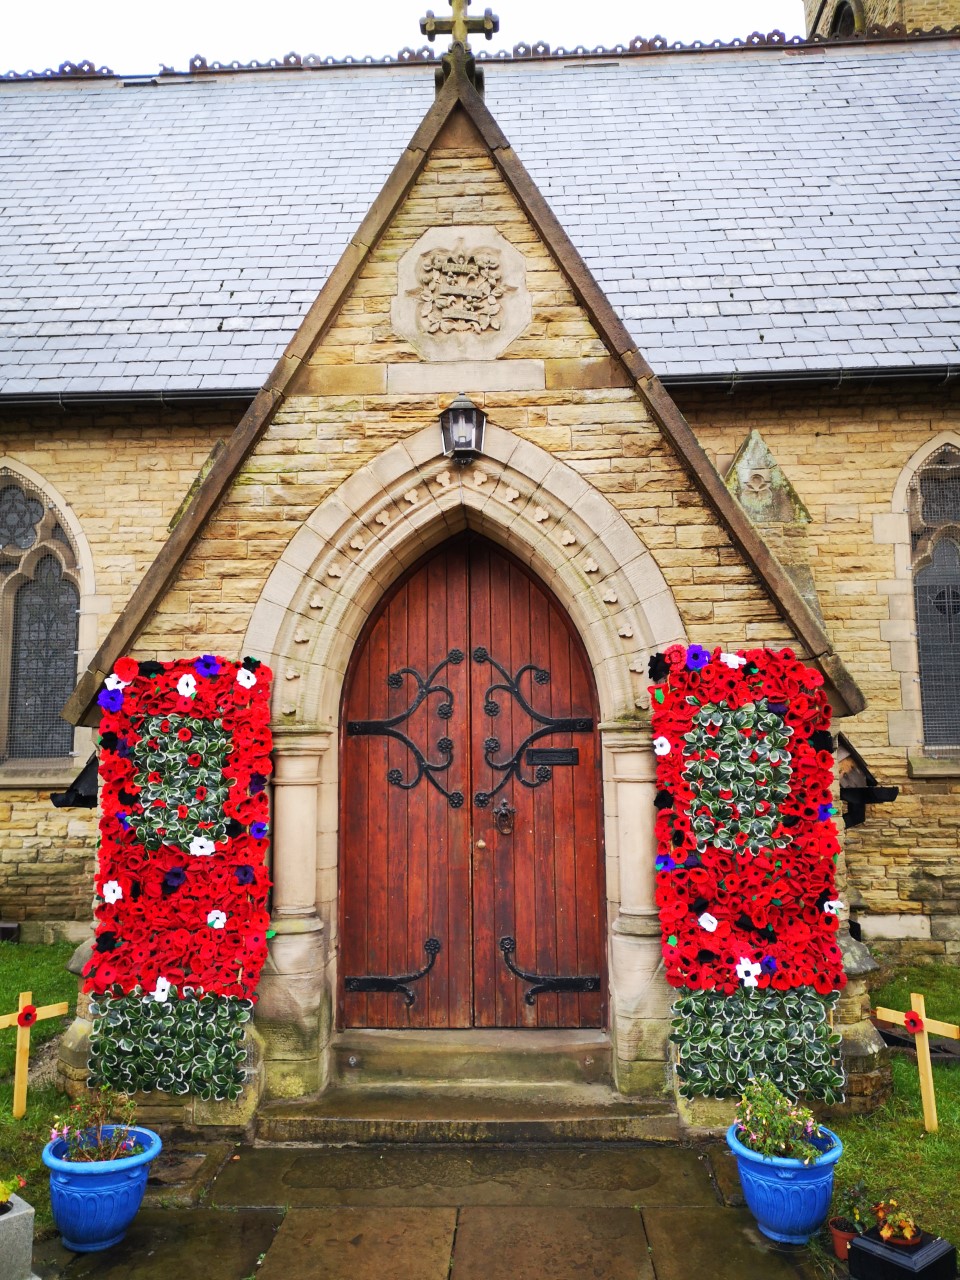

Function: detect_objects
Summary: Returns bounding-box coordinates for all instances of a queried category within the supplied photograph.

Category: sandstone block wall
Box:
[805,0,960,34]
[679,381,960,964]
[136,147,789,668]
[0,402,242,932]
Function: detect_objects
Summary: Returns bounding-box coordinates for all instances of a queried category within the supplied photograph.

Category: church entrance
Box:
[339,534,605,1030]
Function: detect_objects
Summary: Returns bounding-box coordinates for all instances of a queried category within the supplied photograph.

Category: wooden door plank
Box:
[468,538,498,1028]
[443,541,473,1028]
[405,565,430,1028]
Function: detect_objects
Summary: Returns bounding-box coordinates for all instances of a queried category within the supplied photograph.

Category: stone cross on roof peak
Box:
[420,0,499,50]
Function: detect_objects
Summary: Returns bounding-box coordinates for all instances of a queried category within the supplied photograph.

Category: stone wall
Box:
[136,147,791,668]
[804,0,960,35]
[678,380,960,963]
[0,402,242,934]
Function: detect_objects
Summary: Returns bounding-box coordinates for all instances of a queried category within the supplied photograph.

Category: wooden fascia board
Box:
[453,77,865,716]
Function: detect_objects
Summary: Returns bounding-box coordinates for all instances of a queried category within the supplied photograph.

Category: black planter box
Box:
[849,1228,957,1280]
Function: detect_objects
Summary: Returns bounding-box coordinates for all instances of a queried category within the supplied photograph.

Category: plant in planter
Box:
[0,1173,27,1213]
[873,1199,921,1247]
[849,1196,958,1280]
[41,1087,162,1253]
[828,1181,875,1260]
[726,1076,843,1244]
[0,1174,36,1280]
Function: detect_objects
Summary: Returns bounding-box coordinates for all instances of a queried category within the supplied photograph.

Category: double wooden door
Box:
[339,535,605,1029]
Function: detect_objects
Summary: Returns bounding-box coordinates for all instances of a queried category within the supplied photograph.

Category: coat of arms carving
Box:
[417,242,506,335]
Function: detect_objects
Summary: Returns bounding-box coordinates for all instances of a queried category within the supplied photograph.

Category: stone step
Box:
[256,1083,680,1145]
[331,1028,614,1087]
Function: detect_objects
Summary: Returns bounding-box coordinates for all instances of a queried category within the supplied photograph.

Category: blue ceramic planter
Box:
[42,1125,162,1252]
[726,1122,842,1244]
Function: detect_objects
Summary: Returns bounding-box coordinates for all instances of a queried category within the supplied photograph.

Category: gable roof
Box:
[2,36,960,398]
[62,55,866,725]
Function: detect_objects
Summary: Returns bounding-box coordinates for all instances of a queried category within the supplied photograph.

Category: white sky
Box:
[3,0,806,77]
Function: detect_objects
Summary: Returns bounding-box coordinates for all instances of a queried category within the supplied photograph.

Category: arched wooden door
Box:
[339,535,605,1029]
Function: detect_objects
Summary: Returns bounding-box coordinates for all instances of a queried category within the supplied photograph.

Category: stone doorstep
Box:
[255,1083,680,1145]
[331,1027,614,1086]
[141,1141,234,1209]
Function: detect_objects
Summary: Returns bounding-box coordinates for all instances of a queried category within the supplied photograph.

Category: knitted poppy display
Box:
[83,656,273,1002]
[650,645,845,998]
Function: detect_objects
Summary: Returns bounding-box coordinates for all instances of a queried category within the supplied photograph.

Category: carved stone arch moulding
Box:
[243,422,686,729]
[878,430,960,758]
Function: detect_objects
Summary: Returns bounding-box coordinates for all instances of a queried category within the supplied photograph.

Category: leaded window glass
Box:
[0,481,43,551]
[915,539,960,748]
[909,445,960,752]
[8,557,79,758]
[0,471,81,765]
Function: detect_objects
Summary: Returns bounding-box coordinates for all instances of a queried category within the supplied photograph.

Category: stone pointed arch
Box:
[251,425,681,1097]
[244,423,685,728]
[0,457,99,778]
[879,430,960,759]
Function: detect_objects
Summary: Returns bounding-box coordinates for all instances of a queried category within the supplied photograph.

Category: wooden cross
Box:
[0,990,69,1119]
[420,0,499,48]
[874,991,960,1133]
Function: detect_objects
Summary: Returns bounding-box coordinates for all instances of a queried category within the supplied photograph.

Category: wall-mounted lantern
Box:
[439,393,485,466]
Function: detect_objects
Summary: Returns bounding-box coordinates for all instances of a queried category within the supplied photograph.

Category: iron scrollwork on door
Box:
[345,937,442,1007]
[347,649,465,807]
[498,936,600,1005]
[472,647,593,808]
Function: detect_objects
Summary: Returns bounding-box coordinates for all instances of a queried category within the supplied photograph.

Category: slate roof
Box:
[1,39,959,396]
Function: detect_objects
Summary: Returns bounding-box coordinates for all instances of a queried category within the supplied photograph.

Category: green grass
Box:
[0,1082,63,1233]
[0,941,76,1077]
[872,964,960,1027]
[830,964,960,1245]
[0,941,77,1236]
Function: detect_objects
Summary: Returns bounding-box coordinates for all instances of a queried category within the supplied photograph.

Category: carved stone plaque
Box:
[418,246,504,335]
[392,225,532,362]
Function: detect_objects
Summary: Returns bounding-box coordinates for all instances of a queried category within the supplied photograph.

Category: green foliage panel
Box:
[671,987,845,1103]
[88,991,252,1101]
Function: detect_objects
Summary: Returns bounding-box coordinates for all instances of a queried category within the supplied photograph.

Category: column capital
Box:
[272,725,334,785]
[600,720,652,748]
[271,724,335,756]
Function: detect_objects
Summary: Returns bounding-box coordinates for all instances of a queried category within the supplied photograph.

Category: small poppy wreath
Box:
[903,1010,925,1035]
[17,1005,38,1028]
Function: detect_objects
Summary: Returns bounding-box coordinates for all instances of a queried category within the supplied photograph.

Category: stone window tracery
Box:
[0,472,80,764]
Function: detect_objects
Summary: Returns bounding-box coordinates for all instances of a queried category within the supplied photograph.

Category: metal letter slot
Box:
[525,748,579,767]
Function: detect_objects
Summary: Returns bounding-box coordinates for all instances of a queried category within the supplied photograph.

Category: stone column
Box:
[602,724,674,1096]
[257,726,332,1099]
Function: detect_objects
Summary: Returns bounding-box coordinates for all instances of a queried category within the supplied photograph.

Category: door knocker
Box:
[493,797,516,835]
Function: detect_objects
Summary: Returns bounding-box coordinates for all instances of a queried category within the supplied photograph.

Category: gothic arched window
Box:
[830,3,858,35]
[0,473,80,764]
[909,445,960,751]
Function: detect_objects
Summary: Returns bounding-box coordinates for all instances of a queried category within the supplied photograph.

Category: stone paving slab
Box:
[705,1142,747,1207]
[31,1145,820,1280]
[256,1208,456,1280]
[642,1205,815,1280]
[33,1208,283,1279]
[450,1206,654,1280]
[213,1143,718,1209]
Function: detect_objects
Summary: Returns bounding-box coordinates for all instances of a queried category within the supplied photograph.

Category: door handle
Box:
[493,797,515,835]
